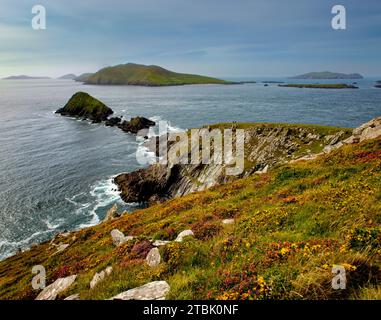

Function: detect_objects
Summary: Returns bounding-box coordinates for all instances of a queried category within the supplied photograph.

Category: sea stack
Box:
[55,92,113,122]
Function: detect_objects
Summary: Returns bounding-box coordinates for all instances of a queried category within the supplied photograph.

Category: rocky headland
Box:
[114,123,355,204]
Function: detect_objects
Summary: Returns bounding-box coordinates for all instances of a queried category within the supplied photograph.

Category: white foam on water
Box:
[42,217,64,230]
[76,176,122,229]
[135,116,185,165]
[0,229,55,260]
[149,115,184,134]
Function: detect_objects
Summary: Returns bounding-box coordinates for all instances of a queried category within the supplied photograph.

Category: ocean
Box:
[0,78,380,260]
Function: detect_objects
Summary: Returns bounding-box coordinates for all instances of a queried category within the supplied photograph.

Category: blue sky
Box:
[0,0,380,78]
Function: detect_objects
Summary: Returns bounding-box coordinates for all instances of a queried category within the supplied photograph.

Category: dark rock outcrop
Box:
[105,117,122,127]
[117,117,155,134]
[56,92,113,122]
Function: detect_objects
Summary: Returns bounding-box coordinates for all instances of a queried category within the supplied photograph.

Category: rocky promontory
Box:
[55,92,113,122]
[114,123,355,204]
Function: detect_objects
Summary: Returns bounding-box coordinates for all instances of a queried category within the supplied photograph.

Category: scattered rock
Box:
[110,281,170,300]
[105,117,122,127]
[53,243,69,255]
[255,164,268,174]
[111,229,133,246]
[64,293,80,300]
[175,230,194,242]
[152,240,171,247]
[222,219,235,225]
[118,117,155,134]
[35,275,77,300]
[90,267,113,289]
[146,248,161,267]
[104,204,120,221]
[350,116,381,143]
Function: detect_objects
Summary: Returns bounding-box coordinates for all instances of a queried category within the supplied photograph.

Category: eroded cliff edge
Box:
[114,123,356,204]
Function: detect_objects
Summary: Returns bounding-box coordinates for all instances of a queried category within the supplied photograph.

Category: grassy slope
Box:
[85,63,231,86]
[1,137,380,300]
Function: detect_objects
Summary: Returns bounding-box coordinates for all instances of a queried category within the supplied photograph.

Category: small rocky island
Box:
[56,91,155,132]
[279,84,358,89]
[56,92,113,123]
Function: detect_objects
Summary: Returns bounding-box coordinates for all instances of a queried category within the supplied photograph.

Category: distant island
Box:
[3,75,51,80]
[279,84,358,89]
[289,71,364,80]
[75,73,94,82]
[82,63,232,86]
[58,74,77,80]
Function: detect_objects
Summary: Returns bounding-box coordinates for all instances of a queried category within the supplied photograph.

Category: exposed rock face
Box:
[110,281,170,300]
[111,229,133,246]
[104,204,120,221]
[114,164,169,203]
[64,293,80,300]
[52,243,69,255]
[153,240,170,247]
[118,117,155,134]
[175,230,194,242]
[146,248,161,267]
[90,267,113,289]
[105,117,122,127]
[35,275,77,300]
[114,124,351,204]
[222,219,235,225]
[293,117,381,163]
[55,92,113,122]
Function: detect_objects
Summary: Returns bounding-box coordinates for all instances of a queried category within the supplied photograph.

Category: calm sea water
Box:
[0,78,380,260]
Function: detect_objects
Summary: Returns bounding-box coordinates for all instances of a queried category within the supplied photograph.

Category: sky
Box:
[0,0,380,78]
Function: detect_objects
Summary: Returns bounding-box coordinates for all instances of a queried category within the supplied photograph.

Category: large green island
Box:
[83,63,232,86]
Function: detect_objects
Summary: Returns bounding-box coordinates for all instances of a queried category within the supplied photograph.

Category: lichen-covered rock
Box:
[111,229,133,246]
[64,293,80,300]
[35,275,77,300]
[90,267,113,289]
[175,230,194,242]
[110,281,170,300]
[55,92,113,122]
[222,219,235,225]
[104,204,120,221]
[146,248,161,267]
[152,240,170,247]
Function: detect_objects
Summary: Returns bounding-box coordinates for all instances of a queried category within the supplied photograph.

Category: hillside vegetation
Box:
[0,131,380,300]
[84,63,231,86]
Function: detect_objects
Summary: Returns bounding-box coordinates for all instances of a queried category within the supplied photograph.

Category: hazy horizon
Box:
[1,0,380,78]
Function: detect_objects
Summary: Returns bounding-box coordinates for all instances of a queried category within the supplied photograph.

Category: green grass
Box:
[0,137,380,300]
[85,63,232,86]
